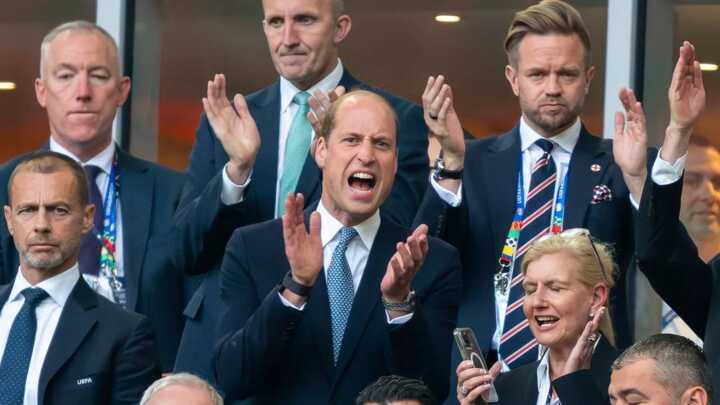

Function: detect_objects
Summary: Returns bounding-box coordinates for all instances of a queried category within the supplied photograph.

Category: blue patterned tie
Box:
[499,139,556,367]
[326,227,358,364]
[277,92,312,217]
[79,164,104,275]
[0,288,49,405]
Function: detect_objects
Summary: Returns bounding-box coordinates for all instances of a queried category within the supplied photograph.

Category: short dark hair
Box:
[504,0,592,68]
[7,151,89,207]
[355,375,436,405]
[612,334,713,403]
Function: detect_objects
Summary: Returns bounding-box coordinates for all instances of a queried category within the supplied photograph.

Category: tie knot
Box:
[293,91,311,106]
[84,165,103,181]
[336,227,358,248]
[534,139,554,154]
[21,288,48,307]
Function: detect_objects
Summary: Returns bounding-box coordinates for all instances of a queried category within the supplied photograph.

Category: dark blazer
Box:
[414,126,641,403]
[0,277,160,405]
[174,69,430,383]
[0,147,187,371]
[493,336,618,405]
[214,211,462,404]
[635,176,719,403]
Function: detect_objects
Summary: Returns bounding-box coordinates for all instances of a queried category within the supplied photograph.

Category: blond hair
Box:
[521,230,616,346]
[504,0,592,68]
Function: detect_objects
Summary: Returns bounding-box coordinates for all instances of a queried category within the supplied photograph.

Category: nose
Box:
[75,72,92,102]
[357,139,376,165]
[545,74,561,97]
[281,21,300,47]
[33,208,51,234]
[697,178,720,202]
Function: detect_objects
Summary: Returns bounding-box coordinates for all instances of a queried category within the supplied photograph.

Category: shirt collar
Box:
[50,138,116,175]
[9,263,80,308]
[280,59,344,114]
[519,117,581,154]
[316,200,380,251]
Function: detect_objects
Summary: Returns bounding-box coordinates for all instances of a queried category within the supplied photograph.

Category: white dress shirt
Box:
[220,59,345,216]
[0,265,80,405]
[279,202,413,324]
[50,139,124,302]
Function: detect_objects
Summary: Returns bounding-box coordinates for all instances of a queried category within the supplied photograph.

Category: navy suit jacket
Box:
[635,176,720,403]
[493,336,618,405]
[414,126,639,402]
[0,277,160,405]
[174,69,430,383]
[0,147,187,371]
[214,211,461,404]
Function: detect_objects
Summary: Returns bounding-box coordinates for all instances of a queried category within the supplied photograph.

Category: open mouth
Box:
[535,315,559,329]
[348,172,376,192]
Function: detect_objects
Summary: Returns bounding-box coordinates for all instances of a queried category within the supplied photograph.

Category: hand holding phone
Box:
[454,328,499,403]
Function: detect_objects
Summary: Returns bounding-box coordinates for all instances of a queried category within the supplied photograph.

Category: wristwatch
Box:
[432,157,463,181]
[381,290,417,313]
[279,271,313,298]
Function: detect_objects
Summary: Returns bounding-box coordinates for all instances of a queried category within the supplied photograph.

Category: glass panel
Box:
[134,1,607,170]
[0,1,96,163]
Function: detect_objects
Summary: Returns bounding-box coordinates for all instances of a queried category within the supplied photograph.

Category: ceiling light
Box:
[0,82,15,91]
[435,14,460,23]
[700,63,718,72]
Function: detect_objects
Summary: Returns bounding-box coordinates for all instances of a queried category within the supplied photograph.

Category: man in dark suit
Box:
[0,21,187,371]
[415,0,638,383]
[0,151,159,405]
[174,0,429,382]
[627,42,715,403]
[214,90,460,403]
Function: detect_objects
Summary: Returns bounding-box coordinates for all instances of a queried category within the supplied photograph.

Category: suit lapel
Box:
[0,284,11,307]
[564,128,611,228]
[117,150,152,310]
[248,82,281,219]
[333,219,403,383]
[38,279,98,400]
[483,129,522,255]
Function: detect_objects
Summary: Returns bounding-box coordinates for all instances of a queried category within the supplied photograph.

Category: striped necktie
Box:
[499,139,556,367]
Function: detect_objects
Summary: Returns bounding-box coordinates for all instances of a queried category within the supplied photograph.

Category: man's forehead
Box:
[10,171,77,201]
[333,96,396,136]
[45,30,118,69]
[263,0,331,16]
[516,33,587,67]
[687,145,720,170]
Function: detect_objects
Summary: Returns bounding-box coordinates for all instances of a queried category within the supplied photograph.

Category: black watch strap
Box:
[281,271,313,297]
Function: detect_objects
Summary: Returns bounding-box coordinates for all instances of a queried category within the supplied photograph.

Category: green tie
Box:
[277,91,312,217]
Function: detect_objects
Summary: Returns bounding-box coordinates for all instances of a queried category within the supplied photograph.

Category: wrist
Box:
[227,160,254,184]
[661,125,691,164]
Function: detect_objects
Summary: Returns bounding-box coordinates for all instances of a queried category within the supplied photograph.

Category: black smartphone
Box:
[453,327,499,402]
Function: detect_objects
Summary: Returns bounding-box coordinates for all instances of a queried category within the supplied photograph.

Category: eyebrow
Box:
[617,388,649,399]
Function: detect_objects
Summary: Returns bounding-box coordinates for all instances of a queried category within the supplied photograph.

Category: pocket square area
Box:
[591,184,612,204]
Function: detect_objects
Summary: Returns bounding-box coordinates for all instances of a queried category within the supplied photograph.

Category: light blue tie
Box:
[327,227,358,364]
[277,91,312,217]
[0,288,49,405]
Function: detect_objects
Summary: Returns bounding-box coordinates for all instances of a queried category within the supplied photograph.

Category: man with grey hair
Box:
[0,20,188,371]
[609,334,712,405]
[141,373,223,405]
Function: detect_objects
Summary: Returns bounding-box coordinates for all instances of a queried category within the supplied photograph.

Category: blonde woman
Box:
[457,229,619,405]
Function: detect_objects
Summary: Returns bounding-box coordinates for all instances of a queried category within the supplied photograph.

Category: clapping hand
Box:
[203,74,261,184]
[422,75,465,171]
[307,86,346,158]
[380,224,429,315]
[612,87,647,201]
[282,193,322,304]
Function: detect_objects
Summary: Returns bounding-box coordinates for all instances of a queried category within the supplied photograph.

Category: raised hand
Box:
[663,41,706,163]
[669,41,706,132]
[456,361,501,404]
[380,224,429,306]
[307,86,346,158]
[422,75,465,171]
[613,87,647,201]
[203,74,261,184]
[560,307,605,378]
[282,193,323,293]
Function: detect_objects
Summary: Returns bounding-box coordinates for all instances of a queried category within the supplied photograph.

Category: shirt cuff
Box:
[652,148,687,186]
[220,163,251,205]
[386,310,414,324]
[278,292,306,311]
[429,174,463,207]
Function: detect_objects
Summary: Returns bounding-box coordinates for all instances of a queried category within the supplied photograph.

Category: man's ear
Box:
[505,65,520,97]
[315,136,328,169]
[584,66,596,95]
[334,15,352,44]
[680,386,709,405]
[35,78,47,108]
[82,204,95,236]
[4,205,13,236]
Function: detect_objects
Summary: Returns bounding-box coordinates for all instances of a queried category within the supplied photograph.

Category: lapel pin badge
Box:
[590,164,601,172]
